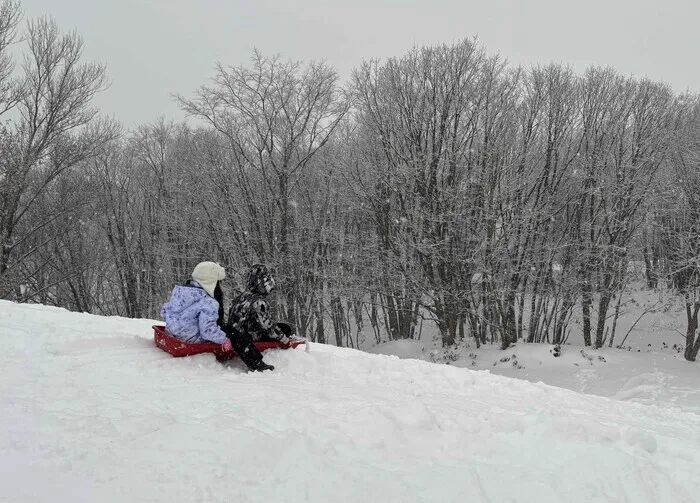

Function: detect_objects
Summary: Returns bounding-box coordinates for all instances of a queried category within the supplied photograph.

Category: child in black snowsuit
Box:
[226,264,290,372]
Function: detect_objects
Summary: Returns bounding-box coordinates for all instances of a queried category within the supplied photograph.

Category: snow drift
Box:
[1,300,699,502]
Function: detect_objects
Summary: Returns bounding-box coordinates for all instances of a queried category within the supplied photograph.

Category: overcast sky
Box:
[19,0,700,127]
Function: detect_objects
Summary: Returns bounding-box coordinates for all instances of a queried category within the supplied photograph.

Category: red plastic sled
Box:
[153,325,304,358]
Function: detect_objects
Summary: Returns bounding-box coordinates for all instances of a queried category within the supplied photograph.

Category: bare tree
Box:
[178,50,348,329]
[568,69,673,348]
[0,0,21,115]
[495,64,581,346]
[353,39,496,346]
[660,96,700,361]
[0,16,114,298]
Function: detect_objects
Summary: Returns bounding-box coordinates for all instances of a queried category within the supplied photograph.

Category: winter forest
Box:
[2,0,700,362]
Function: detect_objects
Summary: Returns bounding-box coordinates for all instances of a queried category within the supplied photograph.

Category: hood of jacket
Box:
[246,264,275,295]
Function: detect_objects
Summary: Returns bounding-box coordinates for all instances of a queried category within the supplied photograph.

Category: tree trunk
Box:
[642,243,657,289]
[595,290,612,349]
[581,278,593,347]
[684,301,700,362]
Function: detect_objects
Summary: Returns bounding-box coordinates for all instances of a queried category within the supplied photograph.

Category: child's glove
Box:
[221,338,233,352]
[274,325,291,347]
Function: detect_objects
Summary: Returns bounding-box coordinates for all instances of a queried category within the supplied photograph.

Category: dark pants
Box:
[223,326,263,369]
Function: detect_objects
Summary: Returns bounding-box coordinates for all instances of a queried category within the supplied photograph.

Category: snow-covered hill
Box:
[368,284,700,413]
[1,300,699,502]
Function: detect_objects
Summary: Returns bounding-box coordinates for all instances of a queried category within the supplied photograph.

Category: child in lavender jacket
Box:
[161,261,275,371]
[161,262,231,349]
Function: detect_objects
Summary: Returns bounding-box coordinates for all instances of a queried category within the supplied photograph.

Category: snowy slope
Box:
[367,284,700,414]
[368,338,700,414]
[1,300,699,502]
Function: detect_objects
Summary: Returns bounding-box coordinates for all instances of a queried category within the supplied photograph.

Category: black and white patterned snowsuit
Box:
[225,264,287,368]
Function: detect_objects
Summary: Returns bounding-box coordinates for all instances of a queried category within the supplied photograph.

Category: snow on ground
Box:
[369,339,700,414]
[368,285,700,414]
[2,300,700,502]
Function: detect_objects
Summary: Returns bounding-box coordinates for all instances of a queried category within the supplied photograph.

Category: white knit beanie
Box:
[191,261,226,297]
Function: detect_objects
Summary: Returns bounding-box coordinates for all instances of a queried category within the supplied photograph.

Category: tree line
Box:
[2,1,700,360]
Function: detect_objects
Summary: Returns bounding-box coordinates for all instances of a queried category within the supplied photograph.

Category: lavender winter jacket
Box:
[160,282,228,344]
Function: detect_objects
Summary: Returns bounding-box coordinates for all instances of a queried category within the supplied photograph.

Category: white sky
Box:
[19,0,700,127]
